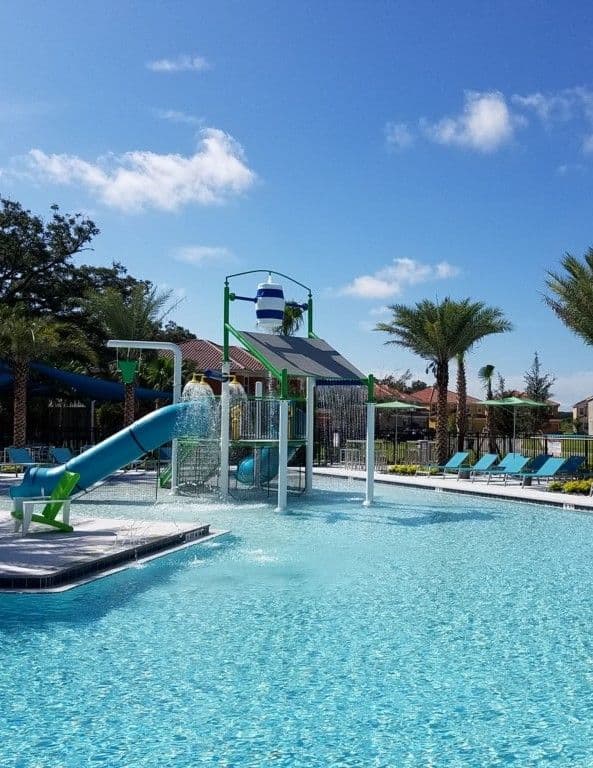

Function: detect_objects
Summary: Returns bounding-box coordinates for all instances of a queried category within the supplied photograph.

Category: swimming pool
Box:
[2,478,593,767]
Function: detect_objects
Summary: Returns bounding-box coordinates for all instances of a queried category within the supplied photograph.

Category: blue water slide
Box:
[236,445,299,486]
[0,373,50,396]
[10,400,212,499]
[31,363,172,402]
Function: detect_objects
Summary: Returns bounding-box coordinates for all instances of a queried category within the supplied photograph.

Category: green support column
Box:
[280,368,289,400]
[221,280,231,497]
[223,281,230,363]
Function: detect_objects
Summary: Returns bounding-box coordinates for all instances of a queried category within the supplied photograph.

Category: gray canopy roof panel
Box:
[238,331,365,380]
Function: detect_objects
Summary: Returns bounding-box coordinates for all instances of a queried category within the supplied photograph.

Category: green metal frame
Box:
[224,269,316,400]
[223,269,374,401]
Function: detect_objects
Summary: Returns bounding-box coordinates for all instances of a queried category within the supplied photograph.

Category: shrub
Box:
[387,464,419,475]
[561,478,592,495]
[387,464,440,476]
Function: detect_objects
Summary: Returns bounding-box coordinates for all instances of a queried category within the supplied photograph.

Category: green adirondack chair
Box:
[12,470,80,534]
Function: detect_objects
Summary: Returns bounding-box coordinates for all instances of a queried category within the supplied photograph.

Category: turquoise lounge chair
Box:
[417,451,470,476]
[526,454,552,473]
[50,446,74,464]
[485,454,530,484]
[470,452,515,482]
[2,447,41,476]
[462,453,499,481]
[556,455,585,478]
[514,456,568,487]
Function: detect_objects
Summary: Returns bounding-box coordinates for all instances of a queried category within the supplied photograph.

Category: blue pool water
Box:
[2,478,593,767]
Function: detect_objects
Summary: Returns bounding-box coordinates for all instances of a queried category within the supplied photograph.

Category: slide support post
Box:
[305,376,315,493]
[364,374,375,507]
[276,375,289,512]
[220,360,231,499]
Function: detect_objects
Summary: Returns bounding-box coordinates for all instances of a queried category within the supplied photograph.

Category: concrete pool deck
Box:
[0,510,227,592]
[314,466,593,511]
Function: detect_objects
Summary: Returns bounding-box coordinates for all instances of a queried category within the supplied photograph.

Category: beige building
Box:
[572,396,593,434]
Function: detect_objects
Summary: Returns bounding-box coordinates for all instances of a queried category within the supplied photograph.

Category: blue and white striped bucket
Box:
[256,276,285,329]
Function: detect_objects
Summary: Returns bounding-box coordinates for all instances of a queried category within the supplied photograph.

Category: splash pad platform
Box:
[0,510,227,592]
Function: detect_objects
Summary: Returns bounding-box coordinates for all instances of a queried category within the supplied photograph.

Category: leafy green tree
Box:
[545,248,593,345]
[519,352,556,433]
[376,298,511,464]
[0,305,95,445]
[524,351,556,401]
[85,285,177,425]
[141,356,174,410]
[0,198,99,315]
[379,370,427,394]
[156,320,196,344]
[492,373,515,437]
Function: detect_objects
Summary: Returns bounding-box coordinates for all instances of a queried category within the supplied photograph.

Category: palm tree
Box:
[455,352,467,452]
[0,305,95,446]
[545,248,593,345]
[275,302,304,336]
[376,298,511,464]
[142,356,194,409]
[85,284,176,425]
[478,364,497,453]
[142,356,174,409]
[455,306,512,452]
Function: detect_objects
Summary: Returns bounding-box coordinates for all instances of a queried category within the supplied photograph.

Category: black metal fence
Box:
[314,430,593,469]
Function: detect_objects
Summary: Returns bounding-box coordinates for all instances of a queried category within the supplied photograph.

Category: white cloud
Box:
[23,128,256,212]
[583,134,593,154]
[422,91,517,152]
[155,109,203,126]
[385,122,413,150]
[147,55,210,73]
[369,305,391,316]
[513,86,593,156]
[340,258,460,299]
[512,86,593,125]
[173,245,234,264]
[512,92,574,123]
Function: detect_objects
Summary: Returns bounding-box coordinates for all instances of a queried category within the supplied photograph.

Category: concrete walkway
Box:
[314,466,593,511]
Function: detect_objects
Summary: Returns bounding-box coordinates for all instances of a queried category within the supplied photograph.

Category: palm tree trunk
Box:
[456,356,467,452]
[13,360,28,447]
[124,382,135,426]
[436,362,449,465]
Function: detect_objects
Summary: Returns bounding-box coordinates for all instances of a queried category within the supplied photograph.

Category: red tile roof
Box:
[179,339,266,374]
[410,387,481,406]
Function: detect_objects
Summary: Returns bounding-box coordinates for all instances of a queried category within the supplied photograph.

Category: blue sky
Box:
[1,1,593,408]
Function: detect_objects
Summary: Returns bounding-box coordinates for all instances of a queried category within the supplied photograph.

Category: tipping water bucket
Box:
[255,274,285,330]
[117,359,139,384]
